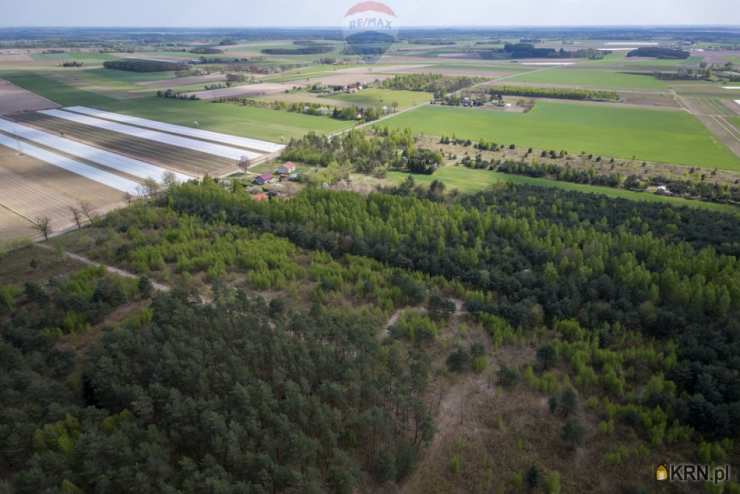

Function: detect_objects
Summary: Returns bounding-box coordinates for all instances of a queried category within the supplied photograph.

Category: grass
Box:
[386,167,739,214]
[381,103,740,170]
[328,88,433,109]
[1,71,117,107]
[98,97,354,142]
[731,116,740,130]
[1,70,352,141]
[505,68,667,90]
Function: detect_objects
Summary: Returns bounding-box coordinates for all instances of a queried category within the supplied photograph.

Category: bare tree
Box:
[31,216,52,241]
[138,178,161,198]
[78,201,98,226]
[239,156,251,172]
[68,206,82,229]
[162,171,178,188]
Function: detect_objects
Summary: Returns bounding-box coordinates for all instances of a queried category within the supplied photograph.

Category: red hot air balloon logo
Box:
[342,1,399,62]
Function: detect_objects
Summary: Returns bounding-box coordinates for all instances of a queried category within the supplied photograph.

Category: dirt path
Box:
[35,243,170,292]
[673,91,740,157]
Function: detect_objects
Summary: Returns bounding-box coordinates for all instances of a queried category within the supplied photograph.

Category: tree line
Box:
[280,129,441,174]
[381,74,485,98]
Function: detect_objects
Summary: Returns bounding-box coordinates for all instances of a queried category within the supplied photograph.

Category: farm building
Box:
[254,173,274,185]
[276,162,297,175]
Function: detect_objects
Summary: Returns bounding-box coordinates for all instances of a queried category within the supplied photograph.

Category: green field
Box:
[731,116,740,130]
[99,97,354,142]
[386,167,739,214]
[505,68,667,89]
[328,88,433,109]
[2,71,353,141]
[1,72,116,106]
[382,103,740,170]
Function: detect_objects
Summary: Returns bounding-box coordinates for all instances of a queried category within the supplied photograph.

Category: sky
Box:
[0,0,738,27]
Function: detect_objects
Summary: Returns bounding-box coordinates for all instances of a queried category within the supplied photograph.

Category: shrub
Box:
[561,418,586,448]
[498,366,520,387]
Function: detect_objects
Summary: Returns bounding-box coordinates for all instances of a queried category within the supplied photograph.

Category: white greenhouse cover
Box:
[66,106,284,153]
[0,118,191,183]
[0,133,142,196]
[40,109,261,161]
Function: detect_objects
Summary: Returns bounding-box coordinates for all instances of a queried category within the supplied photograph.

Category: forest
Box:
[1,246,435,493]
[262,45,334,55]
[168,181,740,443]
[280,129,441,174]
[485,85,619,102]
[381,74,484,98]
[102,59,187,72]
[627,47,691,59]
[3,178,740,492]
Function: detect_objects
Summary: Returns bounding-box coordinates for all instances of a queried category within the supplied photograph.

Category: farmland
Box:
[99,97,355,142]
[0,145,127,242]
[328,88,433,109]
[2,73,353,141]
[12,112,241,177]
[503,68,668,90]
[381,102,740,170]
[0,72,116,107]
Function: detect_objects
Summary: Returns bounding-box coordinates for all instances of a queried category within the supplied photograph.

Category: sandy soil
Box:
[0,145,127,241]
[0,206,34,242]
[185,82,304,100]
[0,79,60,115]
[306,72,393,86]
[618,91,680,108]
[0,51,33,63]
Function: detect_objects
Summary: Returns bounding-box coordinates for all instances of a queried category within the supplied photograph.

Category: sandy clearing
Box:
[385,66,506,77]
[335,64,432,74]
[136,73,227,88]
[184,82,303,100]
[307,73,393,86]
[605,41,658,45]
[0,79,60,115]
[0,206,35,243]
[0,52,33,63]
[0,146,127,238]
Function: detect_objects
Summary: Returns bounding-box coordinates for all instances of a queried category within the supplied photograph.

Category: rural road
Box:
[672,90,740,157]
[35,243,170,292]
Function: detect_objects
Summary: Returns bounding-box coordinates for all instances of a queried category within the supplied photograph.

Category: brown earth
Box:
[0,205,34,243]
[0,145,126,242]
[0,79,60,115]
[185,82,304,100]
